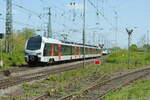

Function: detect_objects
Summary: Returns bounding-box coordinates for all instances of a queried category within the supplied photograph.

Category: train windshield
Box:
[27,36,42,50]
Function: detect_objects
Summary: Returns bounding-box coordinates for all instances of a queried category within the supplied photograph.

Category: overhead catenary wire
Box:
[0,17,37,29]
[12,3,41,19]
[39,0,82,35]
[2,0,40,19]
[87,0,115,28]
[0,0,80,41]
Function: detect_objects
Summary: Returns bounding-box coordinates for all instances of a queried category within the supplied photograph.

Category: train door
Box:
[74,47,76,58]
[51,44,54,56]
[58,44,61,60]
[78,47,80,57]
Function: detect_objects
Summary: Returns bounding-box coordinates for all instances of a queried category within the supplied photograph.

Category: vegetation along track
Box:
[0,65,28,76]
[57,67,150,100]
[0,56,105,76]
[0,59,94,89]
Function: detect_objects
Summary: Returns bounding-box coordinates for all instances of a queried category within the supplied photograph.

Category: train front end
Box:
[25,35,43,65]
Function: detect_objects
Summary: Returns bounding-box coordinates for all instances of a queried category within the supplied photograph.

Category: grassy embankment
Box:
[105,79,150,100]
[8,51,150,100]
[0,28,35,70]
[103,51,150,100]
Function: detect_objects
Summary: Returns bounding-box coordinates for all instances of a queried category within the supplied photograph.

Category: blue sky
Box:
[0,0,150,48]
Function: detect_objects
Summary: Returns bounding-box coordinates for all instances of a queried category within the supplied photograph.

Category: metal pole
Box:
[83,0,86,68]
[147,30,149,52]
[0,39,3,67]
[128,34,131,65]
[47,8,52,38]
[126,28,133,66]
[0,14,2,66]
[5,0,13,53]
[114,11,118,53]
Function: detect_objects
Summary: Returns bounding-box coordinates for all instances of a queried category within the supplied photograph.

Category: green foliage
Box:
[17,56,150,99]
[22,83,31,91]
[110,46,121,53]
[105,50,128,64]
[0,28,35,68]
[2,51,26,66]
[142,44,150,52]
[20,63,136,99]
[105,79,150,100]
[130,44,138,51]
[12,96,21,100]
[105,50,150,67]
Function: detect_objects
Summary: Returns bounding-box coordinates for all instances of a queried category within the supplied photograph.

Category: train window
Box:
[78,47,80,55]
[62,45,71,55]
[93,49,95,54]
[90,48,91,54]
[82,47,86,55]
[61,45,64,56]
[27,36,42,50]
[54,44,58,56]
[80,47,82,55]
[94,49,96,54]
[76,47,78,55]
[67,46,71,55]
[72,46,75,55]
[43,43,51,56]
[96,49,98,54]
[68,46,72,55]
[86,48,88,54]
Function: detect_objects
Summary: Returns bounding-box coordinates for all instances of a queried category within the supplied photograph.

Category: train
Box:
[25,35,102,65]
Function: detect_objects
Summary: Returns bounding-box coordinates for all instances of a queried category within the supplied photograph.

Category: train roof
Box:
[32,35,100,49]
[42,36,62,44]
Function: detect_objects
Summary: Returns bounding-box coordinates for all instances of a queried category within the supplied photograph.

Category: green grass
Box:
[18,51,150,99]
[19,61,149,99]
[0,65,11,70]
[1,49,150,99]
[106,51,150,66]
[104,79,150,100]
[0,28,35,69]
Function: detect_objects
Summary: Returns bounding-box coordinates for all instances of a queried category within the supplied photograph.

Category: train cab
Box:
[25,35,43,64]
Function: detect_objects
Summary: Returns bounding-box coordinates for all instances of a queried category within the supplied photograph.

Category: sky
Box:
[0,0,150,48]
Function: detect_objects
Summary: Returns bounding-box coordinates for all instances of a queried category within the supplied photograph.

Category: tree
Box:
[21,28,36,40]
[143,44,150,52]
[130,44,137,51]
[13,28,36,52]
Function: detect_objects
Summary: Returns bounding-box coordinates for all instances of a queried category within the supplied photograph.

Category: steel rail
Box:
[60,67,150,100]
[0,60,93,89]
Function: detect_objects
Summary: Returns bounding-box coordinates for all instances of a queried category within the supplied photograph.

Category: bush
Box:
[0,28,35,67]
[105,50,150,66]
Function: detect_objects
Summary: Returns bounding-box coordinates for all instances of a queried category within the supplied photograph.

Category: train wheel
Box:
[28,62,34,67]
[48,59,55,65]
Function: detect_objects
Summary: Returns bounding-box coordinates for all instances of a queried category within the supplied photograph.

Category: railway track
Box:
[38,66,150,100]
[32,74,108,100]
[0,56,105,76]
[0,59,94,89]
[0,64,42,76]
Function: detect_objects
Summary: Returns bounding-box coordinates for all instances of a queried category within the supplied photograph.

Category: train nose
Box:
[30,56,35,61]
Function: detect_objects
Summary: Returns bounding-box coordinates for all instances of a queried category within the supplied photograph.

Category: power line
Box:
[12,3,41,19]
[87,0,115,28]
[0,17,37,28]
[3,0,40,18]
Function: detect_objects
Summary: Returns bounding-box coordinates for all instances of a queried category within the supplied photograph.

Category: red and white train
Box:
[25,35,102,65]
